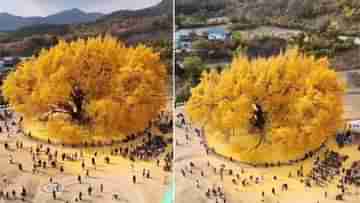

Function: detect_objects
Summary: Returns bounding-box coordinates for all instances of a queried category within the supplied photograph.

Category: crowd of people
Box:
[109,111,173,171]
[0,108,173,202]
[109,133,173,171]
[176,109,360,203]
[344,161,360,186]
[176,113,326,168]
[307,150,348,187]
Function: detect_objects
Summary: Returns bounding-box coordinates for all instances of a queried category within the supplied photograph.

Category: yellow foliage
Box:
[186,49,345,162]
[3,36,167,143]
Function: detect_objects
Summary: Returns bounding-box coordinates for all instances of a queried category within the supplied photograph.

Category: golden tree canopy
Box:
[186,49,345,162]
[3,36,167,142]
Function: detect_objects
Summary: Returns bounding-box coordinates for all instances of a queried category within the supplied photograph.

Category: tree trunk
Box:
[70,85,87,125]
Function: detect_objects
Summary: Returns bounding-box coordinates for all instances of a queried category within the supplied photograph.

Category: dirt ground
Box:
[175,98,360,203]
[0,111,172,203]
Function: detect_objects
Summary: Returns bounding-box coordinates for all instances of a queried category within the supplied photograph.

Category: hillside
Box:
[0,9,104,31]
[0,0,172,57]
[176,0,360,35]
[76,0,173,43]
[0,13,41,31]
[39,8,103,25]
[228,0,360,35]
[176,0,226,14]
[102,0,172,19]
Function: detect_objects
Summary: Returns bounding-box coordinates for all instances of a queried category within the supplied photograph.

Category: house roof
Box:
[208,28,227,35]
[3,57,14,61]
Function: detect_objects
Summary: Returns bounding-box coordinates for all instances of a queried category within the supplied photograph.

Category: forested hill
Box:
[0,0,172,57]
[0,9,103,31]
[176,0,360,35]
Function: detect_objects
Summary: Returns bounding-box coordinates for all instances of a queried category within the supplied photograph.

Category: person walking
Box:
[52,190,56,200]
[79,192,82,201]
[88,186,92,196]
[21,187,26,201]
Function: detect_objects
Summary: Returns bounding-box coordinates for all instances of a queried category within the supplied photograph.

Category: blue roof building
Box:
[175,31,192,50]
[208,28,228,41]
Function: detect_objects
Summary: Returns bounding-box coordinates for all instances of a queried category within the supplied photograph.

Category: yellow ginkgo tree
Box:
[3,36,168,143]
[186,49,345,163]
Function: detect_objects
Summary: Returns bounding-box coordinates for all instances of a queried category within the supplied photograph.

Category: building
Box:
[344,120,360,144]
[354,37,360,45]
[207,28,229,41]
[207,17,229,25]
[175,32,192,51]
[2,57,20,67]
[0,57,18,75]
[20,57,31,62]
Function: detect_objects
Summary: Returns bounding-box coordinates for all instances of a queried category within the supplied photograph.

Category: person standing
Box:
[88,186,92,196]
[91,157,96,170]
[78,175,82,184]
[132,175,136,184]
[21,187,26,201]
[100,184,104,193]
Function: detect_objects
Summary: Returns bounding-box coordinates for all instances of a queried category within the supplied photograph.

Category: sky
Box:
[0,0,162,17]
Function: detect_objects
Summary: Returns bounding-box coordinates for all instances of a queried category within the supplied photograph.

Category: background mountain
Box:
[82,0,173,44]
[40,8,103,25]
[103,0,172,19]
[0,9,104,31]
[0,13,42,31]
[0,0,172,56]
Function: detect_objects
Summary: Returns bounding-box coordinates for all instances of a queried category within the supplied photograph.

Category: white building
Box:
[346,120,360,144]
[207,17,229,25]
[347,120,360,133]
[208,28,228,41]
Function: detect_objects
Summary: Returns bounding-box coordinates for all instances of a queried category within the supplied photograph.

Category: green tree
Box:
[183,56,204,85]
[192,39,211,50]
